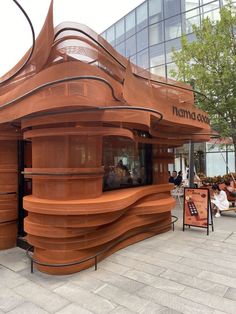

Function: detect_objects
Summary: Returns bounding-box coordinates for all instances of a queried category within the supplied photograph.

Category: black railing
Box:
[26,215,178,274]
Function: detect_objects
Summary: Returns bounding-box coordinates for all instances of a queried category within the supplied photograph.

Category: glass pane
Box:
[103,137,151,190]
[137,48,149,69]
[125,35,136,57]
[137,28,148,52]
[150,43,165,67]
[203,8,220,21]
[164,0,181,18]
[125,11,136,38]
[183,0,199,11]
[201,0,216,4]
[206,152,227,176]
[167,62,178,78]
[228,152,236,173]
[115,19,125,44]
[165,15,182,41]
[165,38,181,63]
[150,65,166,77]
[185,8,200,19]
[185,15,200,34]
[149,0,163,24]
[201,1,219,14]
[130,54,137,65]
[149,22,164,46]
[106,26,115,45]
[116,42,125,56]
[137,2,148,30]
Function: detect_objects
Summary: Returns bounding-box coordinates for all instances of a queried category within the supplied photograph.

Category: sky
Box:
[0,0,144,77]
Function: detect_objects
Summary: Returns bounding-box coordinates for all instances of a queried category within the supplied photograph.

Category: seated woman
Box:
[211,184,229,217]
[225,180,236,197]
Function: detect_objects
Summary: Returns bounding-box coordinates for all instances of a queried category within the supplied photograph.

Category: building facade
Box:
[0,0,211,274]
[102,0,235,176]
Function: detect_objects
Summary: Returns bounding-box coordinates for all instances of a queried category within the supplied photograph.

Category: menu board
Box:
[183,188,213,235]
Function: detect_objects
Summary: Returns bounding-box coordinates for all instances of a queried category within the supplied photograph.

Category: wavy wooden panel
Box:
[0,140,18,250]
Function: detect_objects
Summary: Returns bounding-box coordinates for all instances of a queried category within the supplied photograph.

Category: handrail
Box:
[26,215,178,273]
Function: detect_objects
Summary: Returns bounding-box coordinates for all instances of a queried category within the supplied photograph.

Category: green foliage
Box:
[171,1,236,143]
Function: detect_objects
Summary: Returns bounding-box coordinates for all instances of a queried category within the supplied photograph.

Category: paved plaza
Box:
[1,205,236,314]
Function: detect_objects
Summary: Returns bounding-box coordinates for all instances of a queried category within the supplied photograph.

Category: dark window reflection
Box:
[103,137,152,191]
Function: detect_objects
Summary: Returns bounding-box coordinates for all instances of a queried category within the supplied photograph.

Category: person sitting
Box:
[225,180,236,197]
[211,183,229,217]
[169,170,182,186]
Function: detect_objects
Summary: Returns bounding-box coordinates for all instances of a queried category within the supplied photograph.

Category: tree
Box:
[171,1,236,170]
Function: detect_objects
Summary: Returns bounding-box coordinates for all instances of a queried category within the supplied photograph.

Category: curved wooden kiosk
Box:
[0,1,211,274]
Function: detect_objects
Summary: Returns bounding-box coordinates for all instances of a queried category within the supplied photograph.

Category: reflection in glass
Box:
[150,44,165,67]
[107,26,115,45]
[137,28,148,52]
[164,0,181,19]
[165,15,182,41]
[137,2,148,30]
[126,35,136,57]
[149,22,164,45]
[103,137,152,191]
[150,65,166,77]
[165,38,181,63]
[149,0,163,24]
[116,42,125,56]
[137,48,149,69]
[125,11,136,38]
[115,19,125,44]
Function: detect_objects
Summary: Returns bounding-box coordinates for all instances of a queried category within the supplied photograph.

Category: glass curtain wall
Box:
[101,0,223,78]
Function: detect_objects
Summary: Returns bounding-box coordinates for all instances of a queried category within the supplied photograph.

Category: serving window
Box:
[103,137,152,191]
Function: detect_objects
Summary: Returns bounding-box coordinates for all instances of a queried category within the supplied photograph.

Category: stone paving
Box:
[1,205,236,313]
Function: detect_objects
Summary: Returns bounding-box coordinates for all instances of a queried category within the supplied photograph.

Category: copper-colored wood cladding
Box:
[0,140,18,249]
[0,1,212,273]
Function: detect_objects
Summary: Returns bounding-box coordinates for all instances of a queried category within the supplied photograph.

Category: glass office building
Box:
[101,0,235,176]
[102,0,228,79]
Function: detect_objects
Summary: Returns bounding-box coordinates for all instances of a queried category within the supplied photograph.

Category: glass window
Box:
[187,32,197,42]
[182,0,199,11]
[137,2,148,31]
[137,28,148,52]
[116,42,125,56]
[103,137,152,191]
[206,152,227,176]
[125,11,136,39]
[185,15,200,34]
[165,15,182,40]
[150,65,166,77]
[137,48,149,69]
[167,62,178,78]
[150,43,165,67]
[115,19,125,44]
[203,8,220,21]
[106,26,115,45]
[149,0,163,24]
[149,22,164,46]
[201,1,219,13]
[201,0,216,4]
[129,55,137,65]
[228,152,236,173]
[125,35,136,57]
[185,8,200,19]
[165,38,181,63]
[164,0,181,19]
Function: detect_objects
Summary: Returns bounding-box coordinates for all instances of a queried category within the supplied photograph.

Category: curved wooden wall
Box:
[21,116,175,274]
[0,140,18,250]
[0,1,212,273]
